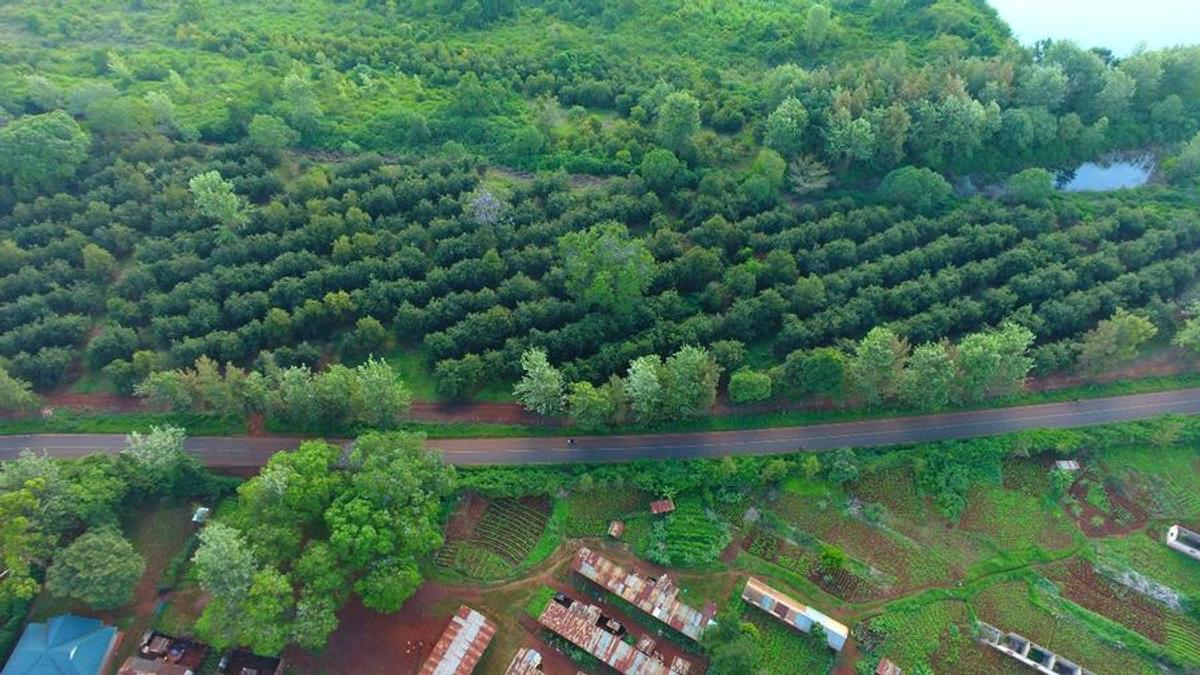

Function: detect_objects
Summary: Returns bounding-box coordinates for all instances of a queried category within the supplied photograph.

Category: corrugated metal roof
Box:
[503,648,542,675]
[741,577,850,651]
[538,598,669,675]
[570,547,716,641]
[419,606,495,675]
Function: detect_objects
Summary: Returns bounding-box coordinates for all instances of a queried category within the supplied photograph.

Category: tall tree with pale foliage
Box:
[513,348,565,416]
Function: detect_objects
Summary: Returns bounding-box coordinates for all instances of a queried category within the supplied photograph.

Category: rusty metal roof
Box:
[570,547,716,641]
[649,499,675,514]
[419,606,496,675]
[503,647,543,675]
[538,596,668,675]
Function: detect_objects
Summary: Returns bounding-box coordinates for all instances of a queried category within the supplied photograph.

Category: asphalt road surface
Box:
[4,388,1200,468]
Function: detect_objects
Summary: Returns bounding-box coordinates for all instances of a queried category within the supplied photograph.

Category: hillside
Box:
[0,0,1199,424]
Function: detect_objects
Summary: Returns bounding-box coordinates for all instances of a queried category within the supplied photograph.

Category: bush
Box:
[729,369,773,404]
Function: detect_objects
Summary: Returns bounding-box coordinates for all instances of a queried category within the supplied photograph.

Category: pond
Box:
[1056,155,1155,192]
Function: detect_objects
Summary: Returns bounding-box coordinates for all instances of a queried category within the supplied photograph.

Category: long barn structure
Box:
[570,547,717,641]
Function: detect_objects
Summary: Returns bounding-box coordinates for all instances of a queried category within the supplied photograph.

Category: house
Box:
[608,521,626,539]
[503,648,543,675]
[649,499,675,515]
[1,614,121,675]
[570,547,717,641]
[536,592,692,675]
[419,606,495,675]
[118,631,208,675]
[740,577,850,651]
[976,622,1095,675]
[217,650,283,675]
[1166,525,1200,561]
[875,658,903,675]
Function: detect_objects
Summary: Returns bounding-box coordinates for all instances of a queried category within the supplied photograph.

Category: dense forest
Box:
[1,0,1200,416]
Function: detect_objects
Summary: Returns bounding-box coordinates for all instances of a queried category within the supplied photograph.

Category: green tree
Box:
[826,108,875,165]
[0,480,46,604]
[819,542,848,570]
[898,342,955,411]
[1174,132,1200,179]
[763,97,809,158]
[81,243,116,282]
[0,366,40,412]
[1005,168,1055,206]
[238,567,294,656]
[566,380,615,431]
[847,327,909,406]
[192,522,257,601]
[1077,309,1158,375]
[728,369,772,404]
[1172,302,1200,356]
[559,222,655,315]
[513,348,565,416]
[354,357,412,428]
[639,148,685,194]
[292,595,339,650]
[662,346,721,419]
[190,171,248,229]
[956,323,1034,402]
[46,527,145,610]
[879,166,953,214]
[0,111,91,192]
[122,426,199,495]
[826,449,860,485]
[805,4,832,50]
[626,355,665,424]
[329,432,454,610]
[656,91,700,153]
[705,607,757,675]
[247,114,298,153]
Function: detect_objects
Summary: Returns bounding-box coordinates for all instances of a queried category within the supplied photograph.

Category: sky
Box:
[988,0,1198,56]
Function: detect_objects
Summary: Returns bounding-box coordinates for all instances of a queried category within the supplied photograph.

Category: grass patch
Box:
[0,412,244,436]
[524,585,557,620]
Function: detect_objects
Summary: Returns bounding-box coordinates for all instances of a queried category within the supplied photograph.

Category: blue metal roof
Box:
[1,614,118,675]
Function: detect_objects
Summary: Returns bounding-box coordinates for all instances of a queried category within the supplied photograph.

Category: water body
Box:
[1056,156,1155,192]
[988,0,1196,56]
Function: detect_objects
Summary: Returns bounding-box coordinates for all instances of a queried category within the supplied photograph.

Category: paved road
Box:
[4,388,1200,468]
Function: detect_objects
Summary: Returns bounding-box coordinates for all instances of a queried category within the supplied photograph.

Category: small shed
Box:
[1054,460,1081,472]
[649,499,676,515]
[608,521,625,539]
[191,507,210,524]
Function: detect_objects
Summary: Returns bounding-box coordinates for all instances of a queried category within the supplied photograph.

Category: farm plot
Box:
[742,603,834,674]
[564,487,650,537]
[1097,530,1200,598]
[742,529,884,602]
[771,488,958,595]
[970,580,1159,675]
[435,496,551,581]
[958,485,1079,552]
[1041,559,1168,643]
[1098,444,1200,519]
[858,599,1020,674]
[1166,617,1200,667]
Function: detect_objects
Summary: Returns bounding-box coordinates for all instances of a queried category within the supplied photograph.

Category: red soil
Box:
[284,588,468,675]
